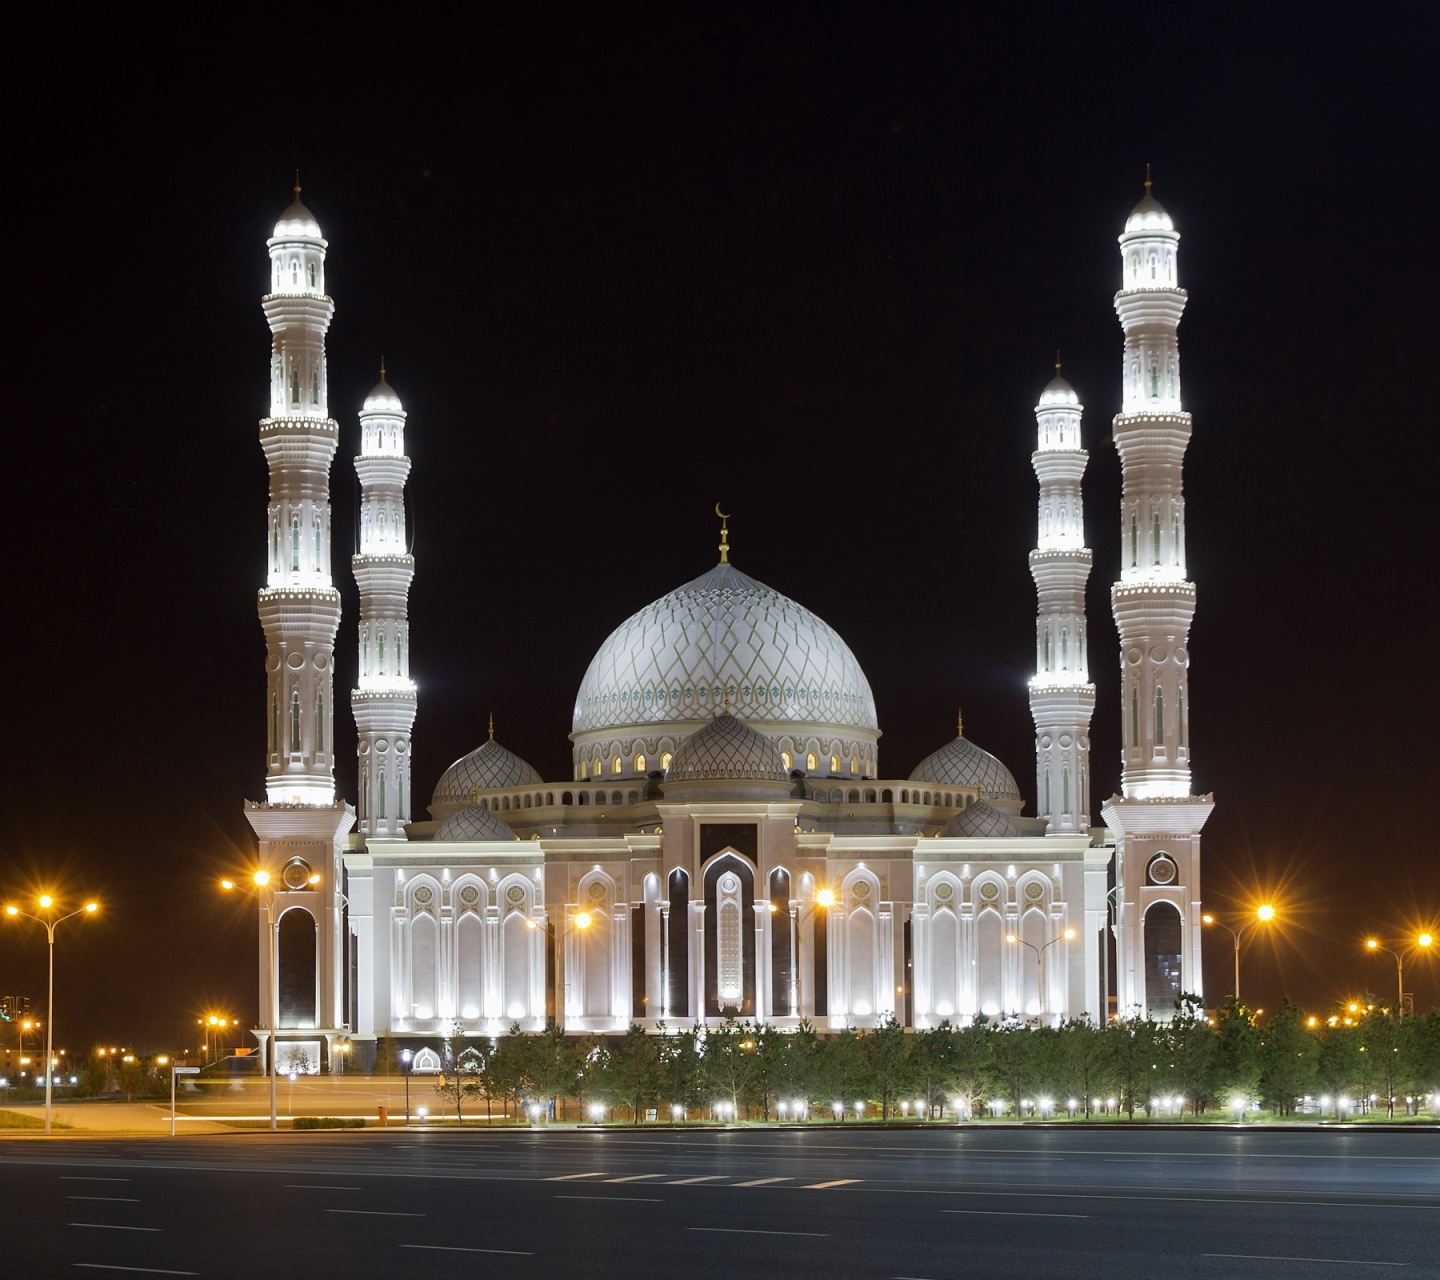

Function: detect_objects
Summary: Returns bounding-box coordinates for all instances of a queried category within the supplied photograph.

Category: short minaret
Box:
[351,369,417,839]
[257,183,342,805]
[1027,364,1096,833]
[1102,174,1212,1020]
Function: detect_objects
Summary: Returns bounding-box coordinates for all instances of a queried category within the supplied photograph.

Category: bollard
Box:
[378,1105,388,1125]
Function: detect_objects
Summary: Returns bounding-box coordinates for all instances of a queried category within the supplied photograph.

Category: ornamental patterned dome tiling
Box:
[910,732,1022,803]
[435,804,515,842]
[431,737,544,810]
[666,714,791,783]
[572,561,878,744]
[940,800,1020,838]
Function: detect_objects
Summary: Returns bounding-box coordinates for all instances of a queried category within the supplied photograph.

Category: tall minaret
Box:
[257,183,341,805]
[1028,364,1096,833]
[1102,175,1212,1020]
[351,369,417,839]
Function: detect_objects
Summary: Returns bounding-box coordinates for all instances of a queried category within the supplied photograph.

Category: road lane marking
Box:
[60,1177,132,1183]
[546,1171,607,1180]
[803,1179,861,1189]
[689,1227,829,1237]
[67,1196,141,1202]
[283,1184,360,1190]
[733,1177,792,1186]
[67,1224,162,1232]
[553,1194,663,1203]
[944,1209,1090,1219]
[401,1244,534,1256]
[667,1175,725,1184]
[604,1174,664,1182]
[1203,1255,1409,1268]
[73,1267,200,1276]
[326,1209,423,1217]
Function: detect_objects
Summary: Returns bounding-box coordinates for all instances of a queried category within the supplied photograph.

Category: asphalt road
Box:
[0,1127,1435,1279]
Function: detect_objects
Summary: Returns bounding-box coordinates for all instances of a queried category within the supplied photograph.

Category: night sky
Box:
[5,8,1435,1053]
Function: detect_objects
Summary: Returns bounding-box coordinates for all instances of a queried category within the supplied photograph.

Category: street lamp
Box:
[1202,905,1277,1003]
[527,911,591,1027]
[3,895,99,1134]
[1005,927,1076,1018]
[221,870,281,1132]
[401,1048,413,1124]
[1364,934,1435,1014]
[792,888,834,1020]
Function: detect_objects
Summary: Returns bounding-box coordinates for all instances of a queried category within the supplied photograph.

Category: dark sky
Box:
[4,7,1435,1052]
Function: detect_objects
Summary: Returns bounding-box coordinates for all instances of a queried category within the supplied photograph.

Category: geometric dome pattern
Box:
[910,732,1022,803]
[940,799,1020,838]
[434,804,515,842]
[666,714,790,784]
[573,561,878,741]
[431,737,543,809]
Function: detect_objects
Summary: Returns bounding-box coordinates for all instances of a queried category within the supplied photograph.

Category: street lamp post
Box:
[222,871,280,1132]
[794,889,835,1022]
[1006,927,1076,1019]
[3,896,99,1134]
[1365,934,1435,1014]
[528,911,592,1029]
[1202,905,1276,1004]
[401,1049,412,1123]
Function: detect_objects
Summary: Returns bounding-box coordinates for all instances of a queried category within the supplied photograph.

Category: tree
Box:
[989,1021,1052,1117]
[1057,1019,1111,1117]
[699,1021,763,1117]
[80,1051,111,1099]
[1399,1009,1440,1116]
[1164,995,1219,1116]
[602,1025,663,1122]
[524,1022,583,1120]
[1212,999,1262,1110]
[1356,1001,1405,1118]
[910,1023,961,1118]
[1258,999,1317,1117]
[1103,1016,1161,1119]
[941,1023,993,1118]
[859,1016,911,1118]
[115,1056,149,1102]
[434,1049,483,1123]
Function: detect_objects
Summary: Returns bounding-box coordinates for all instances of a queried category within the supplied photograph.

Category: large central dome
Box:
[571,561,879,781]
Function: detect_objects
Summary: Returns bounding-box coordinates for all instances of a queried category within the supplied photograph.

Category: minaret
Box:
[1102,174,1212,1019]
[257,183,341,805]
[1028,364,1096,833]
[351,368,417,839]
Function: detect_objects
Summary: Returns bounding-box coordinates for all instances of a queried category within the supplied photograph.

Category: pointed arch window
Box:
[1080,765,1087,814]
[1130,687,1140,747]
[313,516,322,565]
[1154,688,1165,744]
[378,771,386,818]
[830,754,840,773]
[290,689,301,752]
[291,260,299,286]
[1044,766,1051,816]
[1173,515,1182,565]
[612,755,622,775]
[397,772,404,821]
[1130,515,1139,567]
[315,695,324,753]
[1153,514,1162,564]
[806,752,818,772]
[291,515,300,570]
[661,751,673,770]
[1060,628,1069,668]
[307,262,316,288]
[396,635,403,674]
[271,694,278,752]
[634,752,646,773]
[1043,631,1051,669]
[289,368,299,406]
[1177,688,1186,747]
[1150,363,1160,397]
[377,633,385,674]
[780,751,791,769]
[1062,765,1071,814]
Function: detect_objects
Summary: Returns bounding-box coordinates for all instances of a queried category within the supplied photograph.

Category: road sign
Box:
[173,1067,201,1075]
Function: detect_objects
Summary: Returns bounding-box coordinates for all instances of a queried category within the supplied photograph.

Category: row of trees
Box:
[422,996,1440,1124]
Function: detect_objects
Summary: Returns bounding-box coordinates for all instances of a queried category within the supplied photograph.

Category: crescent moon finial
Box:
[715,504,731,564]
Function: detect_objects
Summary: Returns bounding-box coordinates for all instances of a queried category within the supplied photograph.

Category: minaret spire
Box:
[715,503,731,564]
[256,185,340,805]
[1102,179,1213,1020]
[1027,364,1096,833]
[351,371,418,839]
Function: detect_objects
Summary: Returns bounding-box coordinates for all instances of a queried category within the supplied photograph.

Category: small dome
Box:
[910,730,1022,803]
[435,804,515,842]
[940,800,1020,838]
[667,714,789,783]
[431,737,543,811]
[1124,190,1175,234]
[363,379,404,414]
[1037,373,1080,407]
[272,197,323,240]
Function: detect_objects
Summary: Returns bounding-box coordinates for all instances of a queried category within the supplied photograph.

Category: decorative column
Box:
[1103,175,1212,1019]
[351,370,418,839]
[1028,365,1097,833]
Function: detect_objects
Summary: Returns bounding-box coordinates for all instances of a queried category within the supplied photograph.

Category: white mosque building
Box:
[244,180,1211,1073]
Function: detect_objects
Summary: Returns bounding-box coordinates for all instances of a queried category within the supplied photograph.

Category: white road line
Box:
[67,1224,162,1232]
[401,1244,534,1256]
[60,1177,132,1182]
[553,1194,663,1203]
[803,1179,861,1189]
[943,1209,1090,1219]
[733,1177,793,1186]
[282,1185,360,1190]
[546,1171,607,1181]
[689,1227,830,1237]
[604,1173,664,1182]
[326,1209,423,1217]
[72,1266,199,1276]
[67,1196,141,1202]
[1203,1255,1409,1268]
[667,1175,725,1184]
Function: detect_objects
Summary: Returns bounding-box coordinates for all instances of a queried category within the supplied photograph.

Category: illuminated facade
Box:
[245,182,1208,1071]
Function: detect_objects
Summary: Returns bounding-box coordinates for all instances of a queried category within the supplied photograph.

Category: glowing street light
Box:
[2,895,99,1134]
[220,870,282,1131]
[792,889,834,1019]
[1005,927,1077,1019]
[1202,905,1277,1002]
[1364,933,1435,1013]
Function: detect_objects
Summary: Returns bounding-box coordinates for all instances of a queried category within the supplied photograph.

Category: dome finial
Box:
[488,711,495,741]
[715,503,731,564]
[1144,162,1152,196]
[1055,349,1062,375]
[957,707,964,738]
[293,169,302,200]
[379,355,387,383]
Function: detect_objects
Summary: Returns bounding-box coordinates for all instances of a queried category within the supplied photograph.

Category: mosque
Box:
[244,181,1211,1073]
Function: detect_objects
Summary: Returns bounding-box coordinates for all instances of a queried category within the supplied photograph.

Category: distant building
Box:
[244,181,1210,1072]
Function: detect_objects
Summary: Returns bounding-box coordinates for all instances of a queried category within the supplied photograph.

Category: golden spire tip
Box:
[380,355,387,382]
[1055,349,1062,375]
[488,711,495,741]
[714,502,731,564]
[293,169,302,199]
[1144,162,1153,195]
[957,707,964,738]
